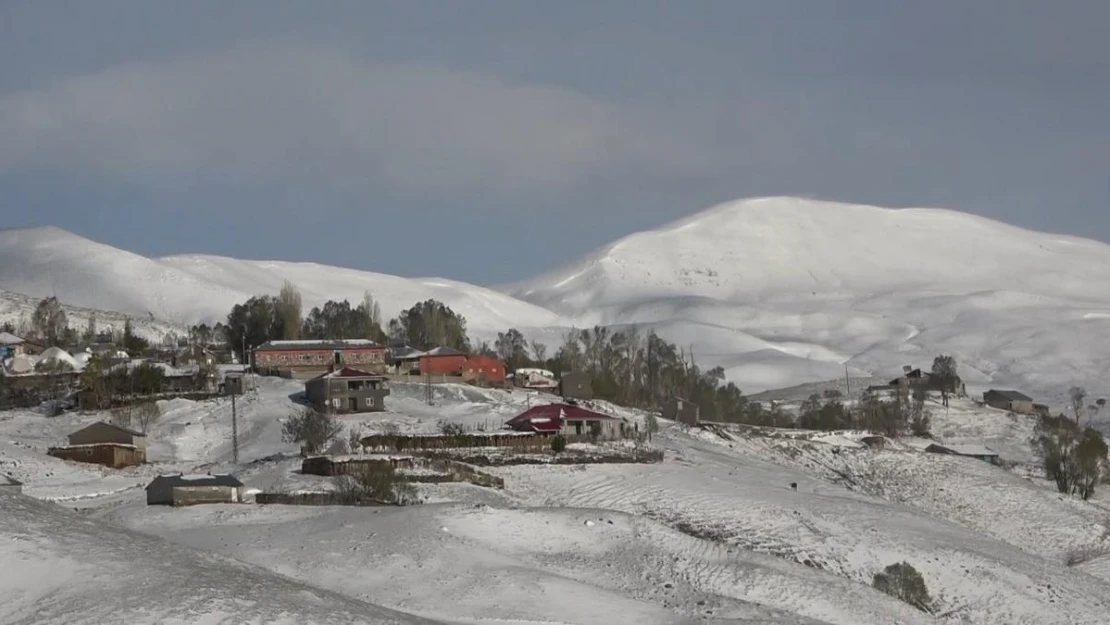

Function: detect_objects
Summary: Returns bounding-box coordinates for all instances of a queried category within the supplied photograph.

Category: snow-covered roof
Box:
[255,339,383,350]
[5,354,34,374]
[37,347,81,371]
[307,366,387,381]
[418,346,466,357]
[0,331,25,346]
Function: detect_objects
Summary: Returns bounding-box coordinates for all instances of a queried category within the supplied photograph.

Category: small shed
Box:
[924,443,1000,465]
[223,371,245,395]
[68,421,147,452]
[146,474,244,506]
[662,397,700,426]
[558,371,593,400]
[0,474,22,494]
[983,390,1035,414]
[48,443,145,468]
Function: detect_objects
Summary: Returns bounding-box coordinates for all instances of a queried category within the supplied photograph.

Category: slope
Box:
[0,492,444,625]
[508,196,1110,397]
[0,226,565,338]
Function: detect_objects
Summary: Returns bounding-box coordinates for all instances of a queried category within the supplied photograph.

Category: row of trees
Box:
[223,283,470,362]
[4,297,150,354]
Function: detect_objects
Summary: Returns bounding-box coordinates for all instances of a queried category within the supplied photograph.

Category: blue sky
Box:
[1,1,1107,283]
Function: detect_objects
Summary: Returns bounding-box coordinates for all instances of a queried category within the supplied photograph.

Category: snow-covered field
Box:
[4,376,1110,624]
[4,196,1110,399]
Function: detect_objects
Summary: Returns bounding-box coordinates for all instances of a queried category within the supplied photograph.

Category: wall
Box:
[419,354,468,375]
[170,485,238,506]
[68,423,146,451]
[254,347,387,371]
[48,445,144,469]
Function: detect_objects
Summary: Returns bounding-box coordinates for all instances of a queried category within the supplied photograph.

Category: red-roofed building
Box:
[418,346,468,376]
[462,355,507,386]
[505,403,628,438]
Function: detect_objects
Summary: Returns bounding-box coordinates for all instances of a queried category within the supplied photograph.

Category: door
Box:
[334,351,342,365]
[348,397,358,412]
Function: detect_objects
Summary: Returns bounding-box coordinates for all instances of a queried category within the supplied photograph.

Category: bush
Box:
[438,420,466,436]
[335,463,418,505]
[551,434,567,454]
[282,407,341,455]
[872,562,932,612]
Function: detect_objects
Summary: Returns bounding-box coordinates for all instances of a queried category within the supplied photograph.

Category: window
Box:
[366,396,375,407]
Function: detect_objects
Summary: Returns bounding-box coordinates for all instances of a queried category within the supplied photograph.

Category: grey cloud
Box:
[0,43,711,196]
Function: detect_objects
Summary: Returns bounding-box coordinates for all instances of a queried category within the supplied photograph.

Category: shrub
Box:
[334,463,417,505]
[282,407,341,455]
[872,562,932,613]
[438,420,466,436]
[551,434,567,454]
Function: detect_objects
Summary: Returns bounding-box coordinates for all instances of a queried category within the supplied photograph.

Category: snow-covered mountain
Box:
[0,226,566,340]
[4,196,1110,400]
[508,197,1110,400]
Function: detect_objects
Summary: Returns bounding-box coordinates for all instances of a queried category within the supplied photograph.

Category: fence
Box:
[300,455,504,489]
[359,432,608,453]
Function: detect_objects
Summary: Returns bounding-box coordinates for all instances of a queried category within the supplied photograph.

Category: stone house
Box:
[983,390,1035,414]
[305,367,390,413]
[146,474,244,506]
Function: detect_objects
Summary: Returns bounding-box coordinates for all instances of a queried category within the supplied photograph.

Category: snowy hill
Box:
[508,197,1110,398]
[0,226,565,339]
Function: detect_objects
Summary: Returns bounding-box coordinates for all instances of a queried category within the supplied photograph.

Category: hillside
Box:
[508,197,1110,398]
[0,226,565,340]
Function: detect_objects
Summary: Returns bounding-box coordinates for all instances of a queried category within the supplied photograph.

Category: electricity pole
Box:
[231,390,239,464]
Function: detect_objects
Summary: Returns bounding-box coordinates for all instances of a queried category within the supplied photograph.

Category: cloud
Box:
[0,43,710,196]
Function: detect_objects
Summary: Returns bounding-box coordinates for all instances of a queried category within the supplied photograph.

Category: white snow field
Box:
[5,196,1110,399]
[4,378,1110,624]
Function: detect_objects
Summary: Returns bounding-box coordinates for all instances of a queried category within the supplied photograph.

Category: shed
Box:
[48,443,145,468]
[0,474,22,494]
[223,371,245,395]
[558,371,593,400]
[924,443,1000,465]
[68,421,147,452]
[662,397,700,426]
[983,390,1035,414]
[146,474,244,506]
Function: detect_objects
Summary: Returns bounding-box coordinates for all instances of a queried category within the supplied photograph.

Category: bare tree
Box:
[361,291,383,335]
[530,339,548,364]
[930,355,958,408]
[334,463,417,505]
[32,296,68,346]
[134,401,160,434]
[277,281,303,340]
[1070,386,1088,424]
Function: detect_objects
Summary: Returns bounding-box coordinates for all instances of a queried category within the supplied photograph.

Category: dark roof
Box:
[145,473,243,490]
[985,389,1033,402]
[254,339,384,351]
[72,421,146,438]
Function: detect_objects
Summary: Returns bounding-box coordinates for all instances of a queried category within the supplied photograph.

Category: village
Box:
[0,324,1075,508]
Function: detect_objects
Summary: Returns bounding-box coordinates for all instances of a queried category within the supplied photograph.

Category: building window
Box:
[366,396,375,407]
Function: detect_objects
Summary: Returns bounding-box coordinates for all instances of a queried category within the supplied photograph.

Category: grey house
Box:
[983,390,1035,414]
[663,397,700,426]
[305,367,390,413]
[558,371,593,400]
[68,421,148,452]
[146,474,243,506]
[0,474,22,494]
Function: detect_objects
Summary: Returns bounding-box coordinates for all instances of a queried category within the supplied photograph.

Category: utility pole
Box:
[231,390,239,464]
[844,364,851,397]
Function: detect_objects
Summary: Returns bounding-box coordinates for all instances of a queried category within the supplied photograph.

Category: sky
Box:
[0,1,1107,284]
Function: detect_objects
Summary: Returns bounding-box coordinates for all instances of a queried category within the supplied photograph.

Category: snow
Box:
[3,378,1110,623]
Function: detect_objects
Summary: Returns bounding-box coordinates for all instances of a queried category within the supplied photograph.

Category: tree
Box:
[134,401,160,434]
[121,318,149,355]
[1070,386,1088,424]
[551,434,567,454]
[643,412,660,438]
[495,328,529,372]
[930,355,958,408]
[130,362,165,395]
[530,340,548,364]
[81,315,98,344]
[226,295,285,363]
[389,299,470,351]
[909,388,931,436]
[360,291,386,342]
[31,296,68,346]
[872,562,932,613]
[282,406,341,455]
[1033,413,1108,499]
[277,281,303,340]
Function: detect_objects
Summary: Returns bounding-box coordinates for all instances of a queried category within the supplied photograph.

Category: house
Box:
[0,331,42,358]
[558,371,593,400]
[305,367,390,413]
[68,421,148,452]
[461,355,507,386]
[146,473,243,506]
[513,367,558,390]
[386,341,422,373]
[888,367,965,396]
[983,390,1035,414]
[924,443,1000,465]
[663,397,700,426]
[47,443,144,468]
[417,346,468,376]
[252,339,387,377]
[505,402,627,438]
[0,474,22,494]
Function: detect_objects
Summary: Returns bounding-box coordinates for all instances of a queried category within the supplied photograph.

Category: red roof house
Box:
[505,403,626,438]
[462,355,507,386]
